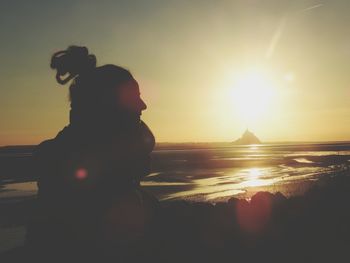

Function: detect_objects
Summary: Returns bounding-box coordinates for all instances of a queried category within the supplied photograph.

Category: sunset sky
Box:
[1,0,350,145]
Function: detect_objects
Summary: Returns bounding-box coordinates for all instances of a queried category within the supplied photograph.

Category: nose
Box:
[139,98,147,111]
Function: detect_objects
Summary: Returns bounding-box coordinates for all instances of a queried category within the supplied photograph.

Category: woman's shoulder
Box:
[34,139,56,157]
[34,126,72,157]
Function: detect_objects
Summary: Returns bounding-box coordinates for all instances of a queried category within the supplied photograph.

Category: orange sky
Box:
[1,1,350,146]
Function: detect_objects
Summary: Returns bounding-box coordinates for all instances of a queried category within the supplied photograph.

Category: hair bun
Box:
[50,46,97,85]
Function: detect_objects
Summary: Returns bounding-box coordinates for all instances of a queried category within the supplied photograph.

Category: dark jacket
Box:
[27,120,157,254]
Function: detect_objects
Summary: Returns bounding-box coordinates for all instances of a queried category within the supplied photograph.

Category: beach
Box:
[1,142,350,259]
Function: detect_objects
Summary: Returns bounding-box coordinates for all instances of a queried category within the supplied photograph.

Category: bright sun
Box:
[230,70,276,125]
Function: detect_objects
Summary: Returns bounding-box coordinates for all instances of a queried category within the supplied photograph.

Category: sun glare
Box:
[230,70,276,125]
[242,168,269,187]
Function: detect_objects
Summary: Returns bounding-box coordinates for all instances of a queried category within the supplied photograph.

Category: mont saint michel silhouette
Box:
[233,129,261,145]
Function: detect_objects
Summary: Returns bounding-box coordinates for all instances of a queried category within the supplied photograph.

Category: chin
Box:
[131,114,141,124]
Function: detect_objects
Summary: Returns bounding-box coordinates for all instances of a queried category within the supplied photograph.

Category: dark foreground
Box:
[1,173,350,263]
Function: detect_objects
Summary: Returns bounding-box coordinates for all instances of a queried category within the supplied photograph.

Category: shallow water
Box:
[1,143,350,202]
[143,142,350,201]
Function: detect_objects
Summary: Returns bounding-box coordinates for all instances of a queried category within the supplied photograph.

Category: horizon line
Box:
[2,139,350,148]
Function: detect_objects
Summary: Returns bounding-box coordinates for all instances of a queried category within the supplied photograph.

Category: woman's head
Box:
[50,46,147,128]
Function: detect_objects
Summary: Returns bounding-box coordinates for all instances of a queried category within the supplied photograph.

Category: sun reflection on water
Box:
[249,145,259,150]
[249,168,262,179]
[160,167,283,201]
[239,168,279,188]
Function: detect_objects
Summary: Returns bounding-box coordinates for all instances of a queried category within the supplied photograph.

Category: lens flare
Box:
[75,168,88,180]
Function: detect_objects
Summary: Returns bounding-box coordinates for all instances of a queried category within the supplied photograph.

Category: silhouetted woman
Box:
[27,46,157,261]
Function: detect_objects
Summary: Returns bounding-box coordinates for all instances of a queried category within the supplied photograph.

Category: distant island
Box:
[233,129,261,145]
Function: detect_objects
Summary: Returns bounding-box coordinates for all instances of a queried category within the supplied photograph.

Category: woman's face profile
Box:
[117,79,147,121]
